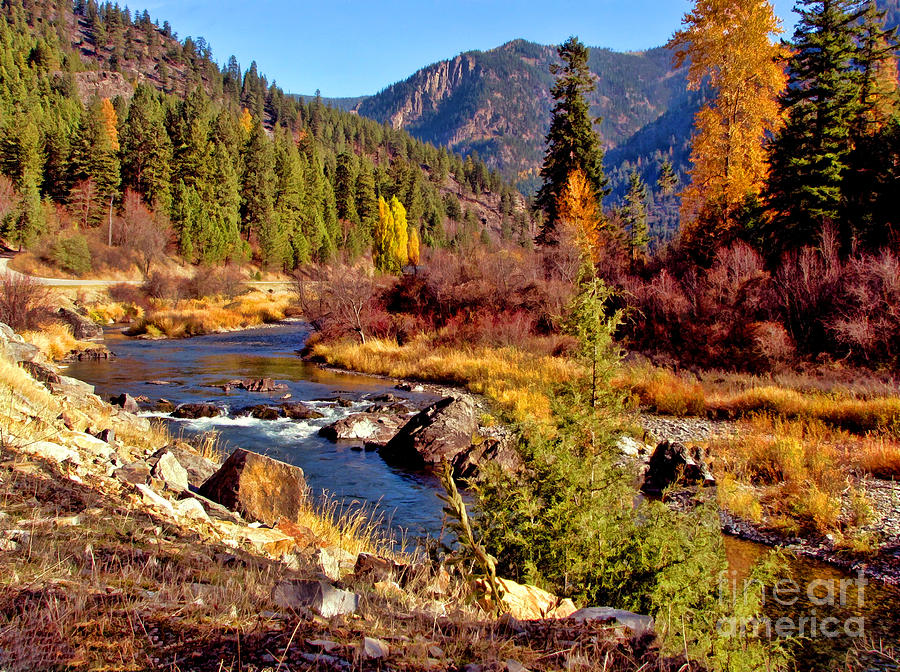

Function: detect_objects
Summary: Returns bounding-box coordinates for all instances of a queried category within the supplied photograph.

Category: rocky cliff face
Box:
[381,54,477,130]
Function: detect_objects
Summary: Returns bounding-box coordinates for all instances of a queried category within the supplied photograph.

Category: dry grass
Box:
[87,300,145,324]
[621,364,900,436]
[124,291,296,338]
[712,415,900,535]
[312,335,581,425]
[20,322,86,361]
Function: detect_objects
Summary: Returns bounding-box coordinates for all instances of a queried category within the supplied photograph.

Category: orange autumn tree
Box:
[556,167,604,263]
[668,0,786,246]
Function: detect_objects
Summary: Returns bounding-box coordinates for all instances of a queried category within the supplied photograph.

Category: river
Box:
[65,323,900,670]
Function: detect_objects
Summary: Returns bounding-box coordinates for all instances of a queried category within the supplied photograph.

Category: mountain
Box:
[349,39,699,240]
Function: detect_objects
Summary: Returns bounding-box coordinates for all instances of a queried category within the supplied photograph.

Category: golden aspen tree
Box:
[668,0,786,243]
[239,107,253,135]
[390,196,409,270]
[407,226,420,267]
[556,167,603,263]
[100,97,120,152]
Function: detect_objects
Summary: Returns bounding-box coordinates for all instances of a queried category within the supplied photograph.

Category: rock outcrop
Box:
[111,393,141,414]
[56,307,103,340]
[640,441,715,495]
[198,448,308,526]
[0,322,41,363]
[379,397,478,471]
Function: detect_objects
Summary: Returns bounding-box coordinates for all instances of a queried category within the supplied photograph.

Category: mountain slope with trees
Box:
[0,0,533,277]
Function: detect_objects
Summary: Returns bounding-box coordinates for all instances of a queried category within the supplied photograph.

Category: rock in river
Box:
[379,397,478,471]
[640,441,715,495]
[172,403,222,419]
[318,413,406,446]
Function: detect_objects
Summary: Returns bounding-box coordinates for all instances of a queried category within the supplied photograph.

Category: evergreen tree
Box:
[120,84,172,209]
[765,0,867,253]
[623,170,649,259]
[535,36,608,242]
[657,158,679,196]
[334,151,359,224]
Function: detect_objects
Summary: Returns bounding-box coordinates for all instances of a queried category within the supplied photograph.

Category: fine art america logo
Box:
[717,570,867,639]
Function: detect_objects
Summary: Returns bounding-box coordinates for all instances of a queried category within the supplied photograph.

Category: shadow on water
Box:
[725,537,900,671]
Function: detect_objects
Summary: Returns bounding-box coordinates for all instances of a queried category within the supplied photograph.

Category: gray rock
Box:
[149,449,189,492]
[380,397,479,473]
[271,579,359,618]
[281,402,324,420]
[111,393,141,414]
[24,441,80,465]
[165,445,219,488]
[20,361,61,386]
[569,607,655,637]
[319,413,405,446]
[360,637,389,659]
[0,322,41,363]
[56,308,103,340]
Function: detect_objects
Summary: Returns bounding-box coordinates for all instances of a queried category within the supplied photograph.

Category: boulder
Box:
[111,393,141,415]
[165,444,219,489]
[318,413,405,446]
[172,403,222,419]
[149,449,190,492]
[198,448,308,526]
[20,361,60,386]
[452,435,522,479]
[353,552,409,584]
[0,322,41,363]
[50,375,95,397]
[114,460,151,485]
[640,441,715,495]
[56,308,103,340]
[239,405,281,421]
[380,397,478,471]
[155,399,176,413]
[23,441,81,465]
[478,578,577,620]
[281,402,324,420]
[273,518,319,550]
[569,607,655,637]
[173,497,209,522]
[272,579,359,618]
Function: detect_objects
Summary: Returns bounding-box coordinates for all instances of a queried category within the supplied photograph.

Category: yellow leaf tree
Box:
[373,196,409,273]
[407,226,421,267]
[556,167,603,263]
[100,98,120,152]
[239,107,253,136]
[668,0,786,244]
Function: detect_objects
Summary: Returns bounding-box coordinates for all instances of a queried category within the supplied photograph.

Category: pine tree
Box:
[669,0,786,245]
[765,0,867,253]
[241,119,281,265]
[335,151,359,224]
[623,170,649,259]
[535,36,608,242]
[120,84,172,209]
[657,159,679,196]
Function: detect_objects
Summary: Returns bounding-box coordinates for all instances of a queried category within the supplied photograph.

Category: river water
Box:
[65,323,899,670]
[65,323,449,544]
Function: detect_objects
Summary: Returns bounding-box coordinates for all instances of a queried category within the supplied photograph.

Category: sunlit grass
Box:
[21,322,97,362]
[312,335,581,425]
[124,291,295,338]
[619,363,900,435]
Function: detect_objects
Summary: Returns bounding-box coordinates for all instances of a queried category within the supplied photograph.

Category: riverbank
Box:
[0,324,694,672]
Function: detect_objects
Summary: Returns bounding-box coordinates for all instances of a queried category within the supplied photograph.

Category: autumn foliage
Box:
[669,0,786,244]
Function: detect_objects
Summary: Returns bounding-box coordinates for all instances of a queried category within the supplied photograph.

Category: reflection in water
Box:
[725,537,900,671]
[66,324,448,543]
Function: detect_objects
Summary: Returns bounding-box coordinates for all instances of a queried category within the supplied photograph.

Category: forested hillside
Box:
[0,0,533,275]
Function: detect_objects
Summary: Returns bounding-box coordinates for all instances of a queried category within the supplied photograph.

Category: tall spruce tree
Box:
[765,0,867,253]
[535,36,608,243]
[120,84,172,210]
[623,170,650,260]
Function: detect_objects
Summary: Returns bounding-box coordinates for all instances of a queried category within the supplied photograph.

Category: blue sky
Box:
[142,0,800,97]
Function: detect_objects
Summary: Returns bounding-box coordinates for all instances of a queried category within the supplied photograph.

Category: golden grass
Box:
[20,322,100,362]
[712,415,900,535]
[312,335,581,425]
[125,291,295,338]
[620,363,900,436]
[87,300,145,324]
